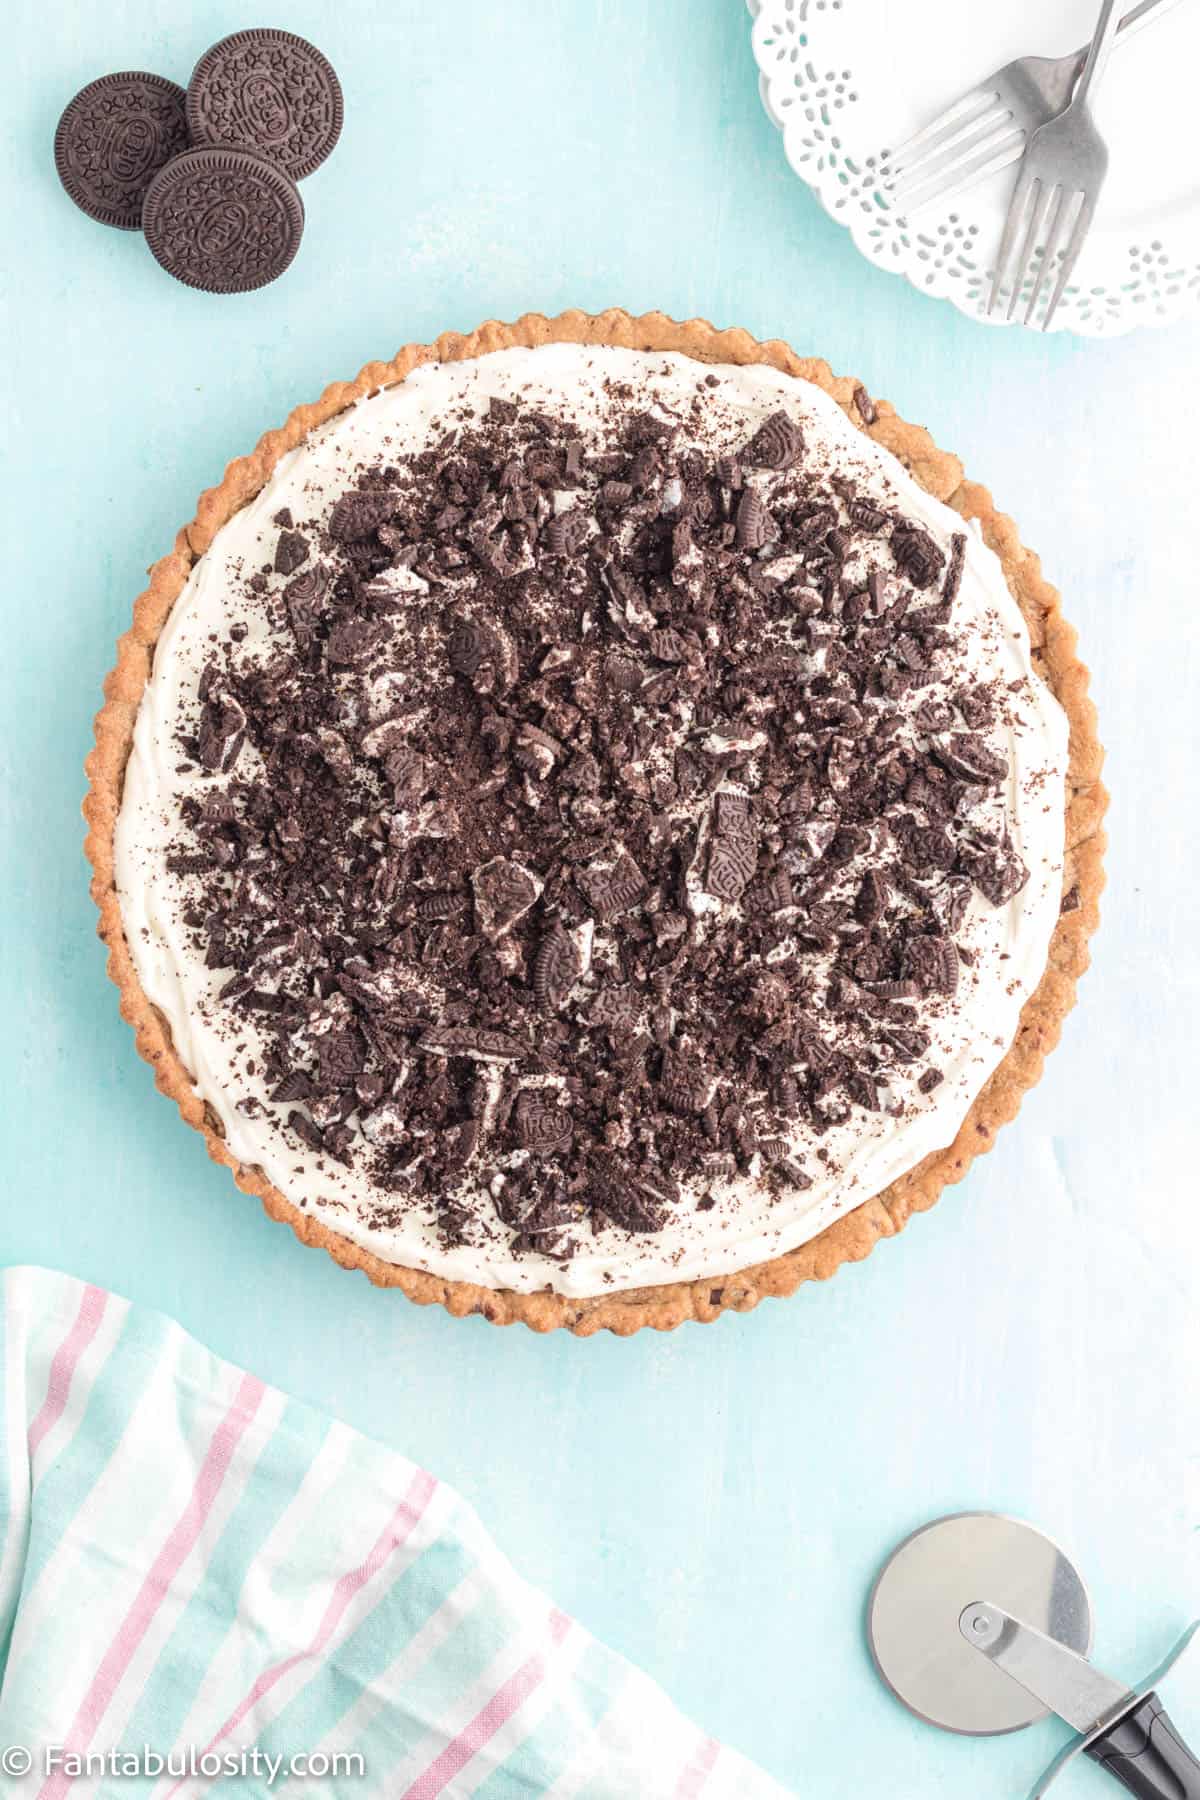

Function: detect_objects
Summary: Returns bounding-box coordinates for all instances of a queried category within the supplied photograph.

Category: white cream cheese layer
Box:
[115,345,1068,1295]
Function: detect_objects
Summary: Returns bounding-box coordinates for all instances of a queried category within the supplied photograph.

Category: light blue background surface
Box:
[3,4,1199,1795]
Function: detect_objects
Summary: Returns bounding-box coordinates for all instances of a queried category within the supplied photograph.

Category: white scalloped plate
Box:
[747,0,1200,335]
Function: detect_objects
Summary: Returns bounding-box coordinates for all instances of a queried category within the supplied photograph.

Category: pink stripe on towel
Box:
[26,1284,107,1464]
[37,1371,265,1800]
[401,1607,573,1799]
[675,1734,720,1797]
[167,1464,439,1796]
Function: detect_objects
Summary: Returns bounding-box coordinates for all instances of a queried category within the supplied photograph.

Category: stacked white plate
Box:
[746,0,1200,335]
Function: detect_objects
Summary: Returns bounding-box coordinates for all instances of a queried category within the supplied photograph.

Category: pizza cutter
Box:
[867,1513,1200,1797]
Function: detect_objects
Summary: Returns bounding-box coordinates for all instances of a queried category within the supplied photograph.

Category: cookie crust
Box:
[83,310,1106,1334]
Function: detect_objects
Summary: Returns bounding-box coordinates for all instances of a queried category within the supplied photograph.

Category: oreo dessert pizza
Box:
[86,312,1105,1333]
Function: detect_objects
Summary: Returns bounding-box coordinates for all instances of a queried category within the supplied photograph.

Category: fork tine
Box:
[887,108,1006,192]
[885,85,1000,176]
[988,167,1036,316]
[891,123,1024,216]
[889,111,1017,208]
[887,100,1008,196]
[1008,180,1060,323]
[913,138,1026,216]
[1041,192,1094,331]
[1022,183,1069,325]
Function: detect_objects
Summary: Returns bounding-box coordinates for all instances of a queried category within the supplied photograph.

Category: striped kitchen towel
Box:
[0,1268,791,1799]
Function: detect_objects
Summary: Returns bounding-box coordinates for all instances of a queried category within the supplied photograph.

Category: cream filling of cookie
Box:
[115,345,1068,1295]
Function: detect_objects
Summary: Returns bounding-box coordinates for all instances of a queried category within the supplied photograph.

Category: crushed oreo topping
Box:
[162,377,1038,1265]
[274,529,309,576]
[744,409,803,471]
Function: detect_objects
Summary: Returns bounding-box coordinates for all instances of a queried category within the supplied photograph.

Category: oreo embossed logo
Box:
[105,113,160,183]
[196,198,249,257]
[240,73,291,145]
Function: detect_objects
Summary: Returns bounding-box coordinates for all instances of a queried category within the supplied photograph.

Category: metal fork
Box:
[989,0,1125,329]
[883,0,1180,216]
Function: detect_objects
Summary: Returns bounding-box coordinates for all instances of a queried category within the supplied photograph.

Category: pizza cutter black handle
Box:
[1087,1693,1200,1799]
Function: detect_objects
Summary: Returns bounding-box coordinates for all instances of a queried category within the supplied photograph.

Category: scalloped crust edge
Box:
[83,308,1107,1336]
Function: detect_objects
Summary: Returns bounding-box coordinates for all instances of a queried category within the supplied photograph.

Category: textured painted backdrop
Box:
[3,3,1198,1794]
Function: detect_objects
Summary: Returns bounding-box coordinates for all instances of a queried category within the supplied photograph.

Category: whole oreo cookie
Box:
[185,29,343,182]
[141,146,304,294]
[54,72,190,230]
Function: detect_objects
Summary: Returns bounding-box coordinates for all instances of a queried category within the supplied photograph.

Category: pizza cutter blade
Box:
[867,1511,1200,1798]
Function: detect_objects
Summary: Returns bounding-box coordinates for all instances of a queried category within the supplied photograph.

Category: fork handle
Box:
[1106,0,1189,50]
[1075,0,1132,103]
[1070,0,1189,63]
